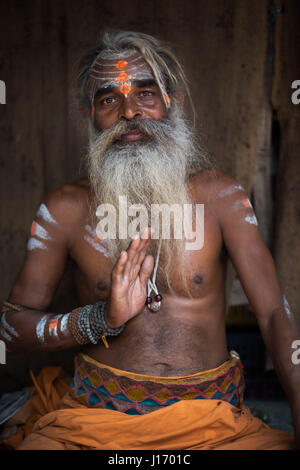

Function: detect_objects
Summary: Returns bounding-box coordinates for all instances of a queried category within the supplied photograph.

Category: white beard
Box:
[86,105,211,294]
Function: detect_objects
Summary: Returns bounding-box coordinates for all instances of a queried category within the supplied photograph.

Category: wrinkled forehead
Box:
[88,50,155,102]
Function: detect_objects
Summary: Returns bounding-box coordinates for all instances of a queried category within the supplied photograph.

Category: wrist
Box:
[68,302,125,346]
[105,300,123,329]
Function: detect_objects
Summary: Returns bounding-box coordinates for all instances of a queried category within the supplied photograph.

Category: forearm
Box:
[258,307,300,414]
[0,301,79,353]
[0,300,124,353]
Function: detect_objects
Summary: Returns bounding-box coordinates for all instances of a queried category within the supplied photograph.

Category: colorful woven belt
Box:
[70,351,245,415]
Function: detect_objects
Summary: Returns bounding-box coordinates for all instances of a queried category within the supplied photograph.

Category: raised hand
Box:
[105,228,154,328]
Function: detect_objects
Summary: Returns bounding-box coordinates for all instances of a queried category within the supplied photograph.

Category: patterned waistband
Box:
[69,351,245,415]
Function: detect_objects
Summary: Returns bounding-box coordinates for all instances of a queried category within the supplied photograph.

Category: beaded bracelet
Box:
[1,301,24,313]
[68,302,125,348]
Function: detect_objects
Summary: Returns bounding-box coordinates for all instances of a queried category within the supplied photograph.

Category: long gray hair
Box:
[77,30,195,121]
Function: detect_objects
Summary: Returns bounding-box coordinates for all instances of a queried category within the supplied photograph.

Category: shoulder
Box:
[38,178,91,230]
[189,168,245,202]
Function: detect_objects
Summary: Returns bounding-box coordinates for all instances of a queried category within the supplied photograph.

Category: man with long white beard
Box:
[1,31,299,450]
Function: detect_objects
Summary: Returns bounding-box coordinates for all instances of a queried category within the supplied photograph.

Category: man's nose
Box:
[119,96,142,120]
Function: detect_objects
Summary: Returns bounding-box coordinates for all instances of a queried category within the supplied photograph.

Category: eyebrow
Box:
[94,78,157,99]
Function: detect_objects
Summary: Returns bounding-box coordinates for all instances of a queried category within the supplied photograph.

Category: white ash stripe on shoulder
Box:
[218,184,245,198]
[36,204,59,225]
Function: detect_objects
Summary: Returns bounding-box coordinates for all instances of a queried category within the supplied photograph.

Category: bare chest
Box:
[70,208,226,305]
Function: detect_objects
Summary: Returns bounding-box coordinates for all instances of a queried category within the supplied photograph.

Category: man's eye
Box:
[101,96,117,105]
[140,90,154,97]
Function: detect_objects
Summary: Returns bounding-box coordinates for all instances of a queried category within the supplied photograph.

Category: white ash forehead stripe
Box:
[90,62,153,78]
[90,71,152,81]
[0,313,19,338]
[244,214,258,225]
[94,55,142,67]
[218,184,245,198]
[36,204,58,225]
[92,74,154,90]
[36,316,48,344]
[84,235,111,258]
[27,238,48,251]
[92,61,151,72]
[93,53,142,68]
[90,72,154,83]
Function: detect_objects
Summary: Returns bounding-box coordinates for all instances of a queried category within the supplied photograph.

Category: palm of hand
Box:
[108,231,154,327]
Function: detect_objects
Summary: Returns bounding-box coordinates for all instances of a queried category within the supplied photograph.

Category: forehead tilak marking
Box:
[90,66,153,82]
[90,60,151,76]
[88,51,171,105]
[91,57,154,98]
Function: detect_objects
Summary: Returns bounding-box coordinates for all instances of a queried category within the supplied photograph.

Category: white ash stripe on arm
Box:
[244,214,258,226]
[60,312,71,337]
[31,222,52,240]
[0,313,19,338]
[48,314,63,340]
[35,315,48,344]
[231,198,253,211]
[283,295,292,318]
[0,327,12,343]
[27,238,48,251]
[36,204,59,226]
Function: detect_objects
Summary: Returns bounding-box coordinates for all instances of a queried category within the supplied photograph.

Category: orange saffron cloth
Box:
[1,365,294,450]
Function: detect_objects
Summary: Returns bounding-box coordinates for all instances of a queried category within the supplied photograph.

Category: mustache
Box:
[91,116,174,154]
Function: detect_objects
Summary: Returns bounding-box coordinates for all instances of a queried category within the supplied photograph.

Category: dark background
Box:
[0,0,299,399]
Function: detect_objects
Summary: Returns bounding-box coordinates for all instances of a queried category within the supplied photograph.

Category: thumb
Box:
[139,254,154,285]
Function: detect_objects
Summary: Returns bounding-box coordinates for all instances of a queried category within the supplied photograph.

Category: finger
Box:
[128,229,152,274]
[136,237,152,266]
[127,231,150,268]
[112,251,128,278]
[131,236,148,267]
[127,234,141,262]
[139,254,154,285]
